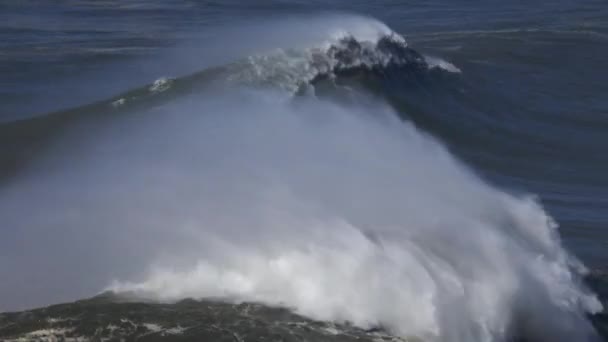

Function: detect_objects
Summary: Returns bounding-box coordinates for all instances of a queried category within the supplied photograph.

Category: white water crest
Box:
[0,15,601,342]
[100,91,599,342]
[224,15,412,93]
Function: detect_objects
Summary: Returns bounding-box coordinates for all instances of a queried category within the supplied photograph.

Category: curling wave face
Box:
[98,16,452,109]
[0,15,603,342]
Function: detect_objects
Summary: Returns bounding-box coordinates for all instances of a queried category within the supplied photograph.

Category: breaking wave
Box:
[0,15,603,342]
[103,91,600,342]
[83,16,453,110]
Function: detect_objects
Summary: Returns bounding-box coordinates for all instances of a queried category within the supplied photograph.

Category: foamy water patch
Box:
[424,56,462,73]
[149,77,174,93]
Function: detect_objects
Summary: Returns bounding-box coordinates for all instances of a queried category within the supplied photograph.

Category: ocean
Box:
[0,1,607,341]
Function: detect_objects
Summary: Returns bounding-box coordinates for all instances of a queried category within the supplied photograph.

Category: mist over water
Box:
[0,15,605,342]
[0,87,601,340]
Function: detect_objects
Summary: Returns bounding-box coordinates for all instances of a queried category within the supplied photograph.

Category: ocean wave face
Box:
[0,15,604,342]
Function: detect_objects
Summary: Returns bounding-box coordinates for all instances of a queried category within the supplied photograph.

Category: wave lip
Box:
[226,24,430,93]
[46,16,457,113]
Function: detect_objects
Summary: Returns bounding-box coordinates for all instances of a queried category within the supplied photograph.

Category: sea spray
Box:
[0,88,600,340]
[0,15,602,342]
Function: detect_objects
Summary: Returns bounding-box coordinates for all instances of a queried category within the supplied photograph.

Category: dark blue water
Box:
[1,1,607,340]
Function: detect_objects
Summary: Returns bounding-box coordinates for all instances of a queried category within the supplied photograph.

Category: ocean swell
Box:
[104,17,448,106]
[0,15,602,342]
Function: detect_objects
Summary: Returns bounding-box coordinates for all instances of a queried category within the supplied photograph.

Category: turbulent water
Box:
[1,1,608,342]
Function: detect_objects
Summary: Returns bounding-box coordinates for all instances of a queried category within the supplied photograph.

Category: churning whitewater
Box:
[0,16,602,342]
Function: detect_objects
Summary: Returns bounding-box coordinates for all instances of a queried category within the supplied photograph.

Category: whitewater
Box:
[0,15,602,342]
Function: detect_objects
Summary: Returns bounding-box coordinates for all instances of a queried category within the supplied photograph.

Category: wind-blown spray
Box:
[0,16,602,342]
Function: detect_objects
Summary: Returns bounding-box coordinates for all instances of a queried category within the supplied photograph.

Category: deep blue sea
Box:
[1,1,607,341]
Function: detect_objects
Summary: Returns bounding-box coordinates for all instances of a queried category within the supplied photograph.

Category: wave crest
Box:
[226,29,429,93]
[0,15,601,342]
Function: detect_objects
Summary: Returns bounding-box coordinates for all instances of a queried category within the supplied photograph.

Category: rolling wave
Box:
[0,15,604,342]
[0,19,454,121]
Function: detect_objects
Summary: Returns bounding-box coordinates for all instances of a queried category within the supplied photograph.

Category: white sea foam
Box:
[0,15,601,342]
[225,16,418,93]
[94,91,597,341]
[142,323,162,332]
[149,77,173,93]
[424,55,462,73]
[111,98,126,107]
